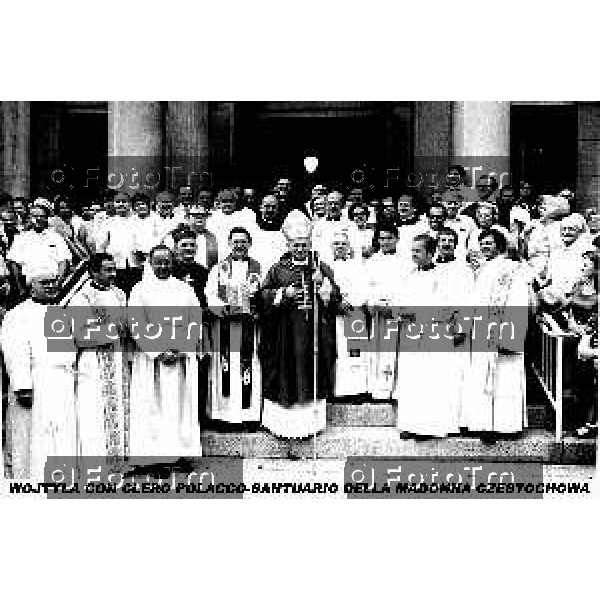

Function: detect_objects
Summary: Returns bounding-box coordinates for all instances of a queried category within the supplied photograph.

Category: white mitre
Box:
[282,209,313,241]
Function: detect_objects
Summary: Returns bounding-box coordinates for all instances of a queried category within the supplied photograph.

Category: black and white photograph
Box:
[1,2,598,597]
[1,99,596,495]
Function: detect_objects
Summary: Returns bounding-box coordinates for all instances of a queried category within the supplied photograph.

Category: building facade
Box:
[1,101,598,209]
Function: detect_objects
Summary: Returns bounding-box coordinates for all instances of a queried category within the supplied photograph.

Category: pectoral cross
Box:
[382,365,393,383]
[242,367,251,387]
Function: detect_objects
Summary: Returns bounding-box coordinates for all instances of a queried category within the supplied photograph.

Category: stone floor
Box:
[201,427,597,464]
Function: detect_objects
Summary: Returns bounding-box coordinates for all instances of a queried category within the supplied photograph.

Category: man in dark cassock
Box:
[257,210,341,439]
[256,194,284,231]
[171,226,209,306]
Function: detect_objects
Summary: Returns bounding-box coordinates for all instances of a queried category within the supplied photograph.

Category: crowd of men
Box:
[0,166,598,479]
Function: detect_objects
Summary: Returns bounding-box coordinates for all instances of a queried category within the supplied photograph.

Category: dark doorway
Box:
[237,102,413,198]
[510,104,578,194]
[30,102,108,204]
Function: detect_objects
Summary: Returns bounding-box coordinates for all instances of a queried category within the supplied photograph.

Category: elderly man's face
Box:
[176,237,198,262]
[332,237,350,260]
[30,275,58,302]
[188,205,208,230]
[261,198,278,222]
[114,195,130,216]
[560,223,579,246]
[382,198,396,218]
[157,198,174,218]
[397,196,414,219]
[150,249,173,279]
[378,230,398,254]
[220,198,236,215]
[326,195,342,219]
[437,233,456,256]
[134,200,150,218]
[30,207,48,232]
[229,232,251,259]
[442,195,460,219]
[428,207,446,231]
[479,234,498,260]
[313,197,326,217]
[411,239,433,267]
[447,169,462,187]
[476,207,495,229]
[289,237,311,262]
[93,259,117,289]
[352,206,368,227]
[476,179,492,200]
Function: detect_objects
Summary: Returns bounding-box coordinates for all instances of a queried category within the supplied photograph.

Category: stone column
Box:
[166,101,210,190]
[107,101,163,193]
[1,101,31,197]
[451,101,511,188]
[413,101,452,191]
[576,102,600,211]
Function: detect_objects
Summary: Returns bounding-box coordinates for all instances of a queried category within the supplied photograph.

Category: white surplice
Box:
[102,215,135,269]
[207,209,257,259]
[128,274,202,459]
[69,281,129,461]
[204,258,262,423]
[332,256,370,396]
[0,299,77,481]
[365,251,408,399]
[7,229,72,273]
[393,265,462,437]
[461,256,530,433]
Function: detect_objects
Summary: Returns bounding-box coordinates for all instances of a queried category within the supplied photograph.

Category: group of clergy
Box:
[0,180,597,479]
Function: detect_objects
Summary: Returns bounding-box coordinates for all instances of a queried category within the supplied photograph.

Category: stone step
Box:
[326,400,549,428]
[200,427,596,464]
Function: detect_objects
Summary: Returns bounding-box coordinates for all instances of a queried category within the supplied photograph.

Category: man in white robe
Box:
[205,227,262,425]
[1,259,77,481]
[393,235,462,438]
[207,189,257,258]
[466,203,515,254]
[461,229,530,439]
[128,245,202,461]
[7,200,72,281]
[100,193,137,295]
[330,231,370,397]
[154,191,185,243]
[395,194,428,267]
[311,191,352,264]
[539,213,592,307]
[69,253,129,465]
[441,190,477,261]
[524,195,570,279]
[249,195,288,276]
[366,224,407,399]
